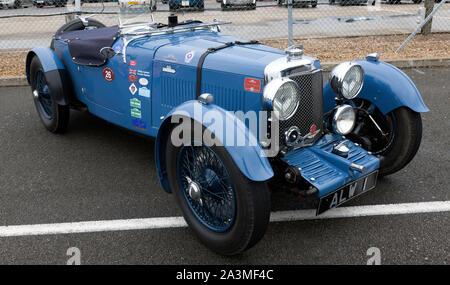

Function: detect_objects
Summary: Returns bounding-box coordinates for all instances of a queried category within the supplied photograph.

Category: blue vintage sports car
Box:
[26,11,428,255]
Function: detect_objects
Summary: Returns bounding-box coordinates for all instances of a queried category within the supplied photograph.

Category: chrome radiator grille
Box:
[279,69,324,145]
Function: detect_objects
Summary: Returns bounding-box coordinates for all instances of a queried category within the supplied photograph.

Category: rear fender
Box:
[155,101,274,193]
[323,60,429,115]
[26,46,71,105]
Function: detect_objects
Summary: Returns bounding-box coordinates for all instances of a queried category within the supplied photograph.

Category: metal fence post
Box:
[65,0,82,23]
[75,0,81,13]
[396,0,446,52]
[421,0,435,35]
[288,0,293,47]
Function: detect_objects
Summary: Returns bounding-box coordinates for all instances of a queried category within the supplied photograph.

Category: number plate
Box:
[182,0,189,6]
[316,171,378,215]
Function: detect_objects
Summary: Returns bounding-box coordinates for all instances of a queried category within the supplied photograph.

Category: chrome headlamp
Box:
[329,62,364,99]
[263,78,300,120]
[332,104,356,135]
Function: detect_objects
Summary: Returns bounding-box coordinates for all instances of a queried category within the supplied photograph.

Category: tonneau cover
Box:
[56,26,119,66]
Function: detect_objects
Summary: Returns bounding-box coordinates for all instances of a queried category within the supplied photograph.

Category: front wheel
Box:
[348,101,422,176]
[166,120,271,255]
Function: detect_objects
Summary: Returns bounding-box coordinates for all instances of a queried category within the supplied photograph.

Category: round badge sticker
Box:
[139,78,148,86]
[102,67,114,82]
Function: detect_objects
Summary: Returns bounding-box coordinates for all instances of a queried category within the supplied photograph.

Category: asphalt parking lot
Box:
[0,67,449,265]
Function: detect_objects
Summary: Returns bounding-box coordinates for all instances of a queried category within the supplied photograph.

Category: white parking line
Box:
[0,201,449,238]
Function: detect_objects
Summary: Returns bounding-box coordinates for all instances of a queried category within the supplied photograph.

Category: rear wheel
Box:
[348,100,422,176]
[30,57,70,133]
[166,120,271,255]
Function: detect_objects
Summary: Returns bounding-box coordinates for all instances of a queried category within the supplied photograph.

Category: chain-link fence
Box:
[0,0,448,50]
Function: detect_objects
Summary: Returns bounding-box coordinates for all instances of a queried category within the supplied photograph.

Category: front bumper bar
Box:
[281,133,380,198]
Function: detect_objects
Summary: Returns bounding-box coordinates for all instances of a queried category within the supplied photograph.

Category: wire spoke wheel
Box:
[34,70,54,119]
[177,144,237,233]
[30,56,70,133]
[166,119,270,255]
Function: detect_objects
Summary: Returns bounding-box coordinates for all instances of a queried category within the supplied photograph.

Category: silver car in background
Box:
[220,0,256,10]
[0,0,22,8]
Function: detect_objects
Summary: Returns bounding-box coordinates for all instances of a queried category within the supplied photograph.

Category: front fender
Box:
[323,60,429,115]
[155,101,274,193]
[26,46,70,105]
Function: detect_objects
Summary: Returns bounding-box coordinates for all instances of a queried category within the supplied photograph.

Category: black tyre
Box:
[348,101,422,176]
[13,0,22,8]
[412,0,422,3]
[29,56,70,133]
[166,119,271,255]
[50,18,105,50]
[311,1,317,7]
[329,0,335,4]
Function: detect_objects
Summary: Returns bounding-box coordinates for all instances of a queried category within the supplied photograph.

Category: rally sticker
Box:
[137,70,151,77]
[102,67,114,82]
[164,55,177,62]
[185,51,195,63]
[129,75,137,82]
[132,118,147,131]
[129,83,137,95]
[130,98,141,108]
[139,78,148,86]
[139,87,150,98]
[131,108,141,119]
[130,60,136,66]
[244,78,261,93]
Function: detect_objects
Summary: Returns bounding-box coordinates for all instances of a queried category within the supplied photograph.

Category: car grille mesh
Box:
[279,70,324,145]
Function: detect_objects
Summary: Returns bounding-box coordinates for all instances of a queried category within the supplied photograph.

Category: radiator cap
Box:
[285,45,303,61]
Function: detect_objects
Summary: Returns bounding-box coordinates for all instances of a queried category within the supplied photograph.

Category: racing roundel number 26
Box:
[102,67,115,82]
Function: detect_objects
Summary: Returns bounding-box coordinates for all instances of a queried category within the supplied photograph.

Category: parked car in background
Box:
[278,0,317,8]
[329,0,367,5]
[169,0,204,11]
[221,0,256,10]
[0,0,22,8]
[33,0,66,7]
[385,0,422,3]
